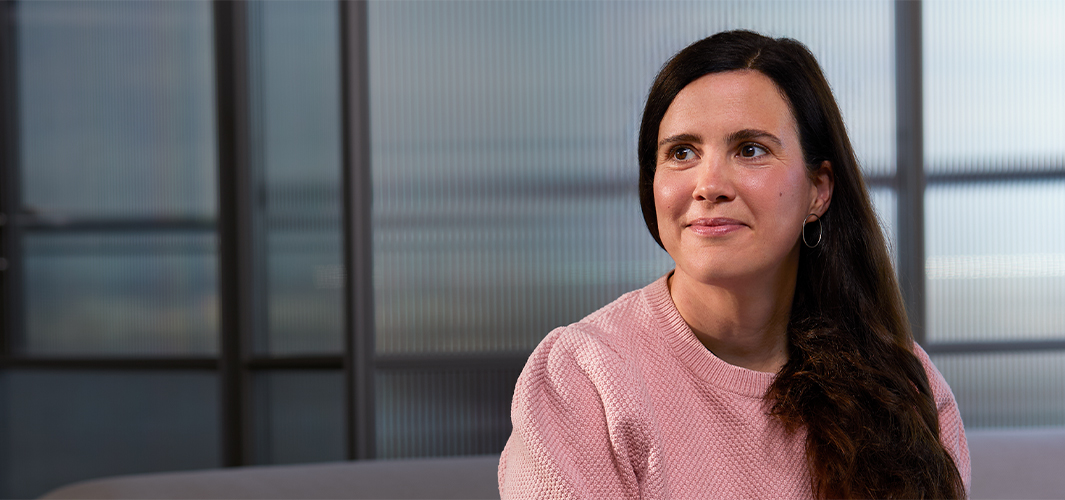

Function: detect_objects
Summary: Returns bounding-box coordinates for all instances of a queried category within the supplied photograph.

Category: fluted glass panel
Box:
[14,1,218,356]
[922,0,1065,433]
[22,233,217,355]
[368,0,895,355]
[251,371,345,465]
[924,0,1065,173]
[923,1,1065,344]
[932,352,1065,428]
[0,370,220,499]
[247,1,344,355]
[926,181,1065,343]
[375,368,522,459]
[17,1,216,218]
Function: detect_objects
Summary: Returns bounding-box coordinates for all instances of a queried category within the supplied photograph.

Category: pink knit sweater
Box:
[499,274,971,499]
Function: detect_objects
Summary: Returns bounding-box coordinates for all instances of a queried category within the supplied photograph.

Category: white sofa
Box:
[41,427,1065,499]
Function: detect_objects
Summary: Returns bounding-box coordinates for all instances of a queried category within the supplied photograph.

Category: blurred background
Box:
[0,0,1063,497]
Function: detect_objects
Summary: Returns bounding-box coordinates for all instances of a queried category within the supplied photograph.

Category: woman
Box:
[499,30,969,499]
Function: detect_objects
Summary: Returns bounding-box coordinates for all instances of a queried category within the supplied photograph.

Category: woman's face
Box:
[654,70,832,289]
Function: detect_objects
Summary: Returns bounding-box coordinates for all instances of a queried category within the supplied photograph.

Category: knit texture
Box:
[499,273,971,499]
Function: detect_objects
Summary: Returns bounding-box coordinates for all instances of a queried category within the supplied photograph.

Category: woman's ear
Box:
[810,160,834,217]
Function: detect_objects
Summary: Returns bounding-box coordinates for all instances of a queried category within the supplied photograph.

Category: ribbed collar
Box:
[644,272,777,399]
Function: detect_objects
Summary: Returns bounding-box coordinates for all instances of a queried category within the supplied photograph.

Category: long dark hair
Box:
[638,31,965,499]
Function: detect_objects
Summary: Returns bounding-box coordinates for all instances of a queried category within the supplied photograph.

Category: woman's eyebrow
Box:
[725,129,783,148]
[657,133,701,149]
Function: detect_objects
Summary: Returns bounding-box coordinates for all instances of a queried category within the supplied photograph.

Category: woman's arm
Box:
[498,326,646,500]
[914,344,972,495]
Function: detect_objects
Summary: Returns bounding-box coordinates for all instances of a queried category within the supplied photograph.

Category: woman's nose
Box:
[692,157,736,202]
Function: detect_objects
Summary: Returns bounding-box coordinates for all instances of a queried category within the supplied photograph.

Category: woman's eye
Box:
[671,147,694,161]
[739,144,768,158]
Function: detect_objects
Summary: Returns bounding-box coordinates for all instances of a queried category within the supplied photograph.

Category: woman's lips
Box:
[686,217,747,237]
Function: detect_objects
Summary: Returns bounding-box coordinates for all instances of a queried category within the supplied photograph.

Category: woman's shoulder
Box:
[522,276,671,379]
[543,276,669,358]
[532,292,645,367]
[504,281,673,500]
[911,342,972,489]
[911,342,955,407]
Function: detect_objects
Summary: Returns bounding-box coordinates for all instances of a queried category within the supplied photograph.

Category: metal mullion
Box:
[1,357,218,370]
[214,0,254,468]
[925,340,1065,355]
[0,5,18,492]
[375,352,531,372]
[895,0,927,345]
[340,0,375,461]
[926,168,1065,186]
[0,0,22,361]
[246,355,344,371]
[863,174,896,189]
[18,217,215,233]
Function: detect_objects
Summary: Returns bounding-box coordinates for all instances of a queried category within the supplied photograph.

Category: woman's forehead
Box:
[659,70,799,144]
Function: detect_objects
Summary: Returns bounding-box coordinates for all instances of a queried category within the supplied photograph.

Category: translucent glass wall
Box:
[243,1,347,466]
[924,0,1065,344]
[924,0,1065,427]
[367,0,896,458]
[926,182,1065,342]
[923,1,1065,174]
[933,352,1065,428]
[18,2,217,219]
[24,233,217,354]
[16,1,218,356]
[375,368,521,458]
[246,1,345,355]
[368,0,896,356]
[3,3,223,497]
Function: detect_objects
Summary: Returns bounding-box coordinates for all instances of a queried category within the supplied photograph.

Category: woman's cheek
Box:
[654,175,685,214]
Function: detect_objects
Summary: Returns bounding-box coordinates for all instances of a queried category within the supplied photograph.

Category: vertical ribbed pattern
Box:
[932,352,1065,428]
[16,2,218,356]
[22,233,218,356]
[922,1,1065,431]
[923,1,1065,345]
[375,368,522,459]
[245,1,345,355]
[368,1,894,355]
[17,1,216,218]
[367,0,895,458]
[926,181,1065,343]
[924,0,1065,173]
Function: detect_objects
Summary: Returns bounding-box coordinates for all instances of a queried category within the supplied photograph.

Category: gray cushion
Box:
[40,455,500,499]
[40,428,1065,500]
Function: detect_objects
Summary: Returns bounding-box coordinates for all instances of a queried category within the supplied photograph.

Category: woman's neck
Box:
[667,268,795,373]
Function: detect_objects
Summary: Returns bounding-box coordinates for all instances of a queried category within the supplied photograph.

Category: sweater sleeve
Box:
[914,343,972,495]
[498,326,646,500]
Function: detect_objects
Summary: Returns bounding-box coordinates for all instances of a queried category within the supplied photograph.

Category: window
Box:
[922,0,1065,427]
[1,2,222,497]
[1,1,1061,498]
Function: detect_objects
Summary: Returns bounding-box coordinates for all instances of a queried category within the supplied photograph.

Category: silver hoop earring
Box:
[802,214,822,249]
